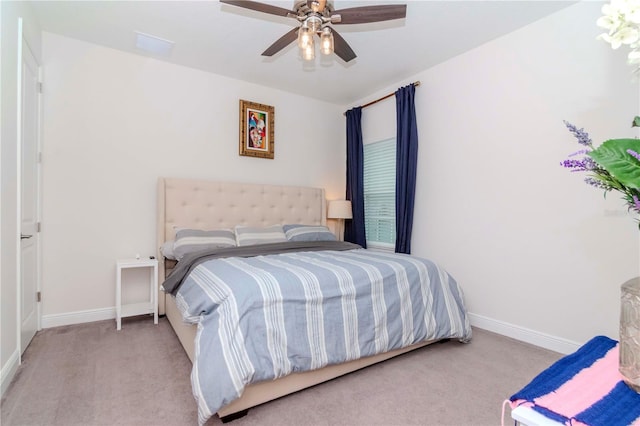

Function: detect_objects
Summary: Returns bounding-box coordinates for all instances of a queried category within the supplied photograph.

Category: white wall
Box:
[40,33,345,323]
[352,1,639,352]
[1,1,42,395]
[21,0,640,356]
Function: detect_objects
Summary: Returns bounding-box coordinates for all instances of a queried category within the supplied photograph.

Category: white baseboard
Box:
[39,307,580,354]
[468,312,581,355]
[1,349,20,397]
[41,307,115,329]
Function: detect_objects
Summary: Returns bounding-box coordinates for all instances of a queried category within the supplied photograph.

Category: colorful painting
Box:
[239,100,274,159]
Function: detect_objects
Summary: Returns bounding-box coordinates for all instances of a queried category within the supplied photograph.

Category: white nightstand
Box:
[116,258,158,330]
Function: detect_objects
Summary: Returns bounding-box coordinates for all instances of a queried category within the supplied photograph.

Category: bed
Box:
[156,177,472,424]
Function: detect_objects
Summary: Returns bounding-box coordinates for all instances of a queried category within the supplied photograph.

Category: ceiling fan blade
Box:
[331,29,356,63]
[333,4,407,24]
[220,0,295,18]
[262,27,298,56]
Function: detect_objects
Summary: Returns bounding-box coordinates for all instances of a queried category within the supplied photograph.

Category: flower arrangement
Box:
[596,0,640,72]
[561,117,640,225]
[560,0,640,227]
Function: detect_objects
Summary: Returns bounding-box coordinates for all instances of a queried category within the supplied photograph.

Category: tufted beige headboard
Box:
[156,177,327,314]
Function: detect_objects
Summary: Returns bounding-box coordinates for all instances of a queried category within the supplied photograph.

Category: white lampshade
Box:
[327,200,353,219]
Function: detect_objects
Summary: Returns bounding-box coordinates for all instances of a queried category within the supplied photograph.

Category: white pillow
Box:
[283,224,337,242]
[235,225,287,247]
[173,228,236,260]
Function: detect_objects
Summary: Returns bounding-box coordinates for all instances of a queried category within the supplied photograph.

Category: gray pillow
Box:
[235,225,287,246]
[160,240,177,260]
[173,228,236,260]
[283,224,337,242]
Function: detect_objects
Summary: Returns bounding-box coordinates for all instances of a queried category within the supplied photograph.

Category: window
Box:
[363,138,396,250]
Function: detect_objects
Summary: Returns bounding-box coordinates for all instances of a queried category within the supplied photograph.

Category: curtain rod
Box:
[344,81,421,116]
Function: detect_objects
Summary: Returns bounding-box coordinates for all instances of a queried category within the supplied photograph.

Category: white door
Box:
[20,39,41,354]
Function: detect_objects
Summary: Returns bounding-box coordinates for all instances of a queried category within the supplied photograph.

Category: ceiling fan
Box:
[219,0,407,62]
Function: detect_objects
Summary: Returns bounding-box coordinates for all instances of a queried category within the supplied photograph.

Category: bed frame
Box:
[156,177,434,420]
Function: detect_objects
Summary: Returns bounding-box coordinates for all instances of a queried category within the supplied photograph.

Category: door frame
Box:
[16,19,43,359]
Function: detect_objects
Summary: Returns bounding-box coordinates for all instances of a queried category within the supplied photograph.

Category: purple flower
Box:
[584,177,611,189]
[563,121,593,147]
[584,157,599,170]
[561,159,588,171]
[562,118,640,226]
[560,156,598,171]
[569,149,590,157]
[627,149,640,162]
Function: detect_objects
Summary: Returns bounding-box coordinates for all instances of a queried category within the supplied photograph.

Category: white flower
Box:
[602,2,620,16]
[599,32,620,49]
[628,6,640,24]
[597,14,621,31]
[618,26,640,45]
[599,0,640,72]
[599,28,638,49]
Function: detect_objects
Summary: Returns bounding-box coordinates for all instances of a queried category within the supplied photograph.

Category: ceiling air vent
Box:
[134,31,174,57]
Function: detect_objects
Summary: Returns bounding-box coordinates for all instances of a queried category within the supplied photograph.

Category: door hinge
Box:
[38,82,43,93]
[36,222,41,232]
[37,291,41,302]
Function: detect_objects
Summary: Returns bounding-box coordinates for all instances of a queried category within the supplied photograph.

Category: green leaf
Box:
[588,138,640,190]
[633,116,640,128]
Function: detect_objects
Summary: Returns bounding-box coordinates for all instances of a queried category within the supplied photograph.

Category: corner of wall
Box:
[41,307,116,329]
[468,312,582,355]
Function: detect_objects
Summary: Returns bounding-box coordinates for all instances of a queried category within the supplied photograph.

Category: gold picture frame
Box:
[239,99,275,159]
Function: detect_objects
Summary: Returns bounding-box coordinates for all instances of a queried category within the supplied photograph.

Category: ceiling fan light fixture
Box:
[220,0,407,63]
[320,27,334,55]
[298,22,313,49]
[302,38,315,61]
[307,15,322,33]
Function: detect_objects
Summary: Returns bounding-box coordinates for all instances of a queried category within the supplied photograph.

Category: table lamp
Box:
[327,200,353,241]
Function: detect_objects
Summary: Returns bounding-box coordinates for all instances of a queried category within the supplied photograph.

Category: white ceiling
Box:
[28,0,576,105]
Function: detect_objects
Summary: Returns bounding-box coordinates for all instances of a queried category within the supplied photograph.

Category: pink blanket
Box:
[509,336,640,426]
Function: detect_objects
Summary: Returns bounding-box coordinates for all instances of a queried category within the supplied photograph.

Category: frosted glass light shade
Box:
[302,39,315,61]
[298,24,313,49]
[327,200,353,219]
[320,27,334,55]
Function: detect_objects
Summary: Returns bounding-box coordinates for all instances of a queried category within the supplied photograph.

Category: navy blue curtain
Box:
[344,107,366,248]
[395,84,418,254]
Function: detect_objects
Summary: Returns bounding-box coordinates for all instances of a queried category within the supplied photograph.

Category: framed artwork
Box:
[239,99,275,159]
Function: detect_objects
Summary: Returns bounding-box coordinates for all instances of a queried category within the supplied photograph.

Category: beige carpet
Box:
[1,316,561,426]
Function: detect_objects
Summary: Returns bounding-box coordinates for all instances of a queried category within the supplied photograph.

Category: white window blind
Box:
[363,138,396,247]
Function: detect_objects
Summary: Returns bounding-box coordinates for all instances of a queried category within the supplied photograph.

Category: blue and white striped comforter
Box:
[172,246,472,424]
